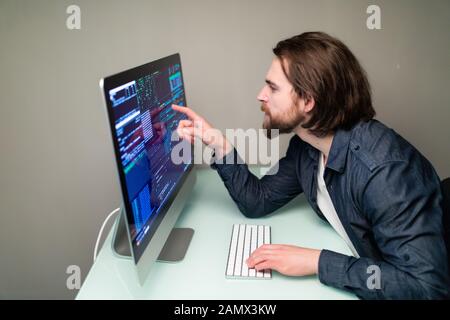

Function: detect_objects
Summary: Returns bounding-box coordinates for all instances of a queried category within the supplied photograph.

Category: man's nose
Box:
[257,88,268,102]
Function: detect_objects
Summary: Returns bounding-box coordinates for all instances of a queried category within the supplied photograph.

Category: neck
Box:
[294,126,334,162]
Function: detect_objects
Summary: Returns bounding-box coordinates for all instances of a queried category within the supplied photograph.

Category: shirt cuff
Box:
[318,249,348,288]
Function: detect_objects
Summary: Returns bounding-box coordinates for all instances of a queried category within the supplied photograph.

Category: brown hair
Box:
[273,32,375,136]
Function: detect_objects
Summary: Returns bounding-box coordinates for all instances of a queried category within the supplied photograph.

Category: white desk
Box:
[77,167,357,299]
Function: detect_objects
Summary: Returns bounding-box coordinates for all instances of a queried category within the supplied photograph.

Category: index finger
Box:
[252,244,285,254]
[172,104,199,120]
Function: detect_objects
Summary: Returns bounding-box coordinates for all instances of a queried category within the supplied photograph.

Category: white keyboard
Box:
[225,224,272,279]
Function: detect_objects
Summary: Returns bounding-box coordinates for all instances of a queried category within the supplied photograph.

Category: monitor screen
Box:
[102,54,193,263]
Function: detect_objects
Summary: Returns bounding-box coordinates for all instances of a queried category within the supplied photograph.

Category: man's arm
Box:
[212,135,304,218]
[319,161,449,299]
[172,104,303,218]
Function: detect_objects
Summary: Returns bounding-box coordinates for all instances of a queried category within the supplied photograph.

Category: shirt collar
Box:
[326,128,353,173]
[306,127,353,174]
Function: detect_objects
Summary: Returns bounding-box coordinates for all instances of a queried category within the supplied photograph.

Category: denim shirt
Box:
[211,119,449,299]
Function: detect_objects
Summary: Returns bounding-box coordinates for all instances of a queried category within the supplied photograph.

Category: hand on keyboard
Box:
[225,224,272,279]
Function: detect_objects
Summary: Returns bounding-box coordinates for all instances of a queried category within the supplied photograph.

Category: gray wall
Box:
[0,0,449,299]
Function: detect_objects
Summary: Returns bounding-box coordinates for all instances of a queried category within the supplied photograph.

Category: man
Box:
[172,32,449,299]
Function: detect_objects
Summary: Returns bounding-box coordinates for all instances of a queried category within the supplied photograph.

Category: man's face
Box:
[257,58,307,136]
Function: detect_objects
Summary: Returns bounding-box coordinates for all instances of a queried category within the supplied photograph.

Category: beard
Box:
[261,103,305,139]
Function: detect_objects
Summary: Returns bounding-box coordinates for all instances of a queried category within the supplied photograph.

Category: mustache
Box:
[260,104,269,113]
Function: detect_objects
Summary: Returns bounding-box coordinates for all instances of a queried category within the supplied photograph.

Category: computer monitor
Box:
[100,53,196,285]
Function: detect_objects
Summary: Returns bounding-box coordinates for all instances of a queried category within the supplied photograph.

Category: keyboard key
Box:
[225,224,239,277]
[263,225,272,278]
[249,225,257,277]
[234,224,246,276]
[256,225,265,278]
[241,225,251,276]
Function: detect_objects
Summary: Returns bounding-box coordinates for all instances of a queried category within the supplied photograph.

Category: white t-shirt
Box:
[317,153,360,258]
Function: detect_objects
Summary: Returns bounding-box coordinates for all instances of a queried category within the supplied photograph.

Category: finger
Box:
[181,126,204,141]
[177,127,189,139]
[257,244,286,251]
[249,244,285,258]
[177,129,194,144]
[253,261,274,272]
[178,119,193,129]
[172,104,200,120]
[246,254,273,268]
[179,127,197,145]
[176,120,193,139]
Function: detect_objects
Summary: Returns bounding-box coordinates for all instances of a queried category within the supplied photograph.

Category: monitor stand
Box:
[112,211,194,262]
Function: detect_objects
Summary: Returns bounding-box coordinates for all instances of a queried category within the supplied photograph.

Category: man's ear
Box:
[304,95,315,113]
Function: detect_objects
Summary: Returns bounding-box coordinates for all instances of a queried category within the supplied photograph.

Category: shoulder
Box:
[350,120,421,172]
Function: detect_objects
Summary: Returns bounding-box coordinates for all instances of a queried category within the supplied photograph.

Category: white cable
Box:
[93,207,121,263]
